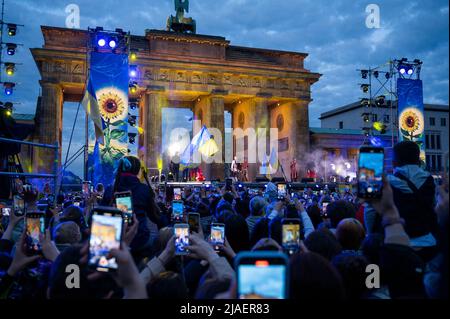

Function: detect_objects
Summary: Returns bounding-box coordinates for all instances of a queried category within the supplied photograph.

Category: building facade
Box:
[30,26,320,183]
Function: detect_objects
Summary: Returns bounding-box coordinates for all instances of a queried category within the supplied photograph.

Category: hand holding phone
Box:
[25,212,45,255]
[88,207,123,272]
[210,223,225,251]
[357,146,385,199]
[174,223,189,255]
[282,218,301,255]
[235,251,289,299]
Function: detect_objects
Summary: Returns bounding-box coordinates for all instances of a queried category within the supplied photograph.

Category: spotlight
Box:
[373,71,379,78]
[7,24,17,36]
[129,65,138,78]
[398,64,413,75]
[128,133,137,144]
[362,112,370,123]
[360,98,369,106]
[360,84,369,93]
[6,43,17,56]
[97,38,106,47]
[361,70,368,79]
[5,63,15,76]
[369,136,383,147]
[109,38,117,49]
[3,82,15,95]
[385,72,390,79]
[129,49,138,61]
[128,115,137,127]
[373,121,387,134]
[375,95,385,106]
[129,82,138,94]
[129,99,139,110]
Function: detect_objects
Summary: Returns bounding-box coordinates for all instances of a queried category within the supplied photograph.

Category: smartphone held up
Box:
[357,146,385,199]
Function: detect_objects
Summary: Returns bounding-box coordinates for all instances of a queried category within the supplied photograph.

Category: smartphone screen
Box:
[236,252,288,299]
[88,208,123,272]
[210,223,225,250]
[282,219,300,250]
[277,184,287,198]
[13,196,25,216]
[25,212,45,254]
[173,188,182,201]
[115,191,133,225]
[174,224,189,255]
[188,213,200,233]
[357,147,384,198]
[172,200,184,222]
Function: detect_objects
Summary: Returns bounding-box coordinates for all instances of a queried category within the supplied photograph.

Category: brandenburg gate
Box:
[31,25,320,181]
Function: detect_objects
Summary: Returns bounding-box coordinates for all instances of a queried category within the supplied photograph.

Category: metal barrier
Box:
[0,137,59,197]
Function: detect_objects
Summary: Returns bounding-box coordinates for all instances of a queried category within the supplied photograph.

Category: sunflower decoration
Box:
[97,87,128,122]
[94,87,129,164]
[399,107,424,141]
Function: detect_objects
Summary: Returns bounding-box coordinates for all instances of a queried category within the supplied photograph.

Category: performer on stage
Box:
[231,156,240,180]
[290,158,298,182]
[170,152,180,182]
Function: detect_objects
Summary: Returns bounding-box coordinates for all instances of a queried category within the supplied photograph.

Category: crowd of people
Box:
[0,141,448,299]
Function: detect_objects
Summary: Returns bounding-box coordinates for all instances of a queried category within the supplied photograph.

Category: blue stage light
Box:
[97,38,106,47]
[109,39,117,48]
[129,65,138,78]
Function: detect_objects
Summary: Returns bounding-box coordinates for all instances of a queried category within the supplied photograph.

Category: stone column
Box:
[253,97,270,181]
[144,91,164,171]
[34,81,63,175]
[202,95,225,181]
[289,100,310,178]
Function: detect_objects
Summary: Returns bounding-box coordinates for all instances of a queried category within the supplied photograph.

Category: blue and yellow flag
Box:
[82,80,105,144]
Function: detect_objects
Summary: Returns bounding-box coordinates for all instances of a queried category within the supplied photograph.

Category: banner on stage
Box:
[397,78,426,164]
[85,52,129,187]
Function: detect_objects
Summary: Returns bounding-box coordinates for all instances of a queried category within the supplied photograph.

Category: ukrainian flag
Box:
[82,80,105,145]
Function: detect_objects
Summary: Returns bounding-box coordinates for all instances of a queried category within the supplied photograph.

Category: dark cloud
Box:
[4,0,448,176]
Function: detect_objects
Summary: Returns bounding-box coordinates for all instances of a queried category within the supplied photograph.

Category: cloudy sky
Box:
[4,0,449,176]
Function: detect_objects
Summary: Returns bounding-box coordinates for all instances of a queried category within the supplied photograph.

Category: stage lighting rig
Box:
[129,65,138,78]
[361,112,370,123]
[90,27,127,53]
[360,84,370,93]
[129,49,138,61]
[129,81,138,94]
[373,71,379,78]
[3,82,15,95]
[375,95,385,106]
[128,132,137,144]
[373,121,387,134]
[361,70,368,79]
[128,115,137,127]
[360,98,370,107]
[5,43,18,55]
[129,98,139,110]
[4,62,15,76]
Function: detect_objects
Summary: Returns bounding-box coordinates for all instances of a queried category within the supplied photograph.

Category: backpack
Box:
[391,172,438,238]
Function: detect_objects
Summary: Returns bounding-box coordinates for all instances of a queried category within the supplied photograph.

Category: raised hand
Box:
[39,229,60,262]
[7,231,40,276]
